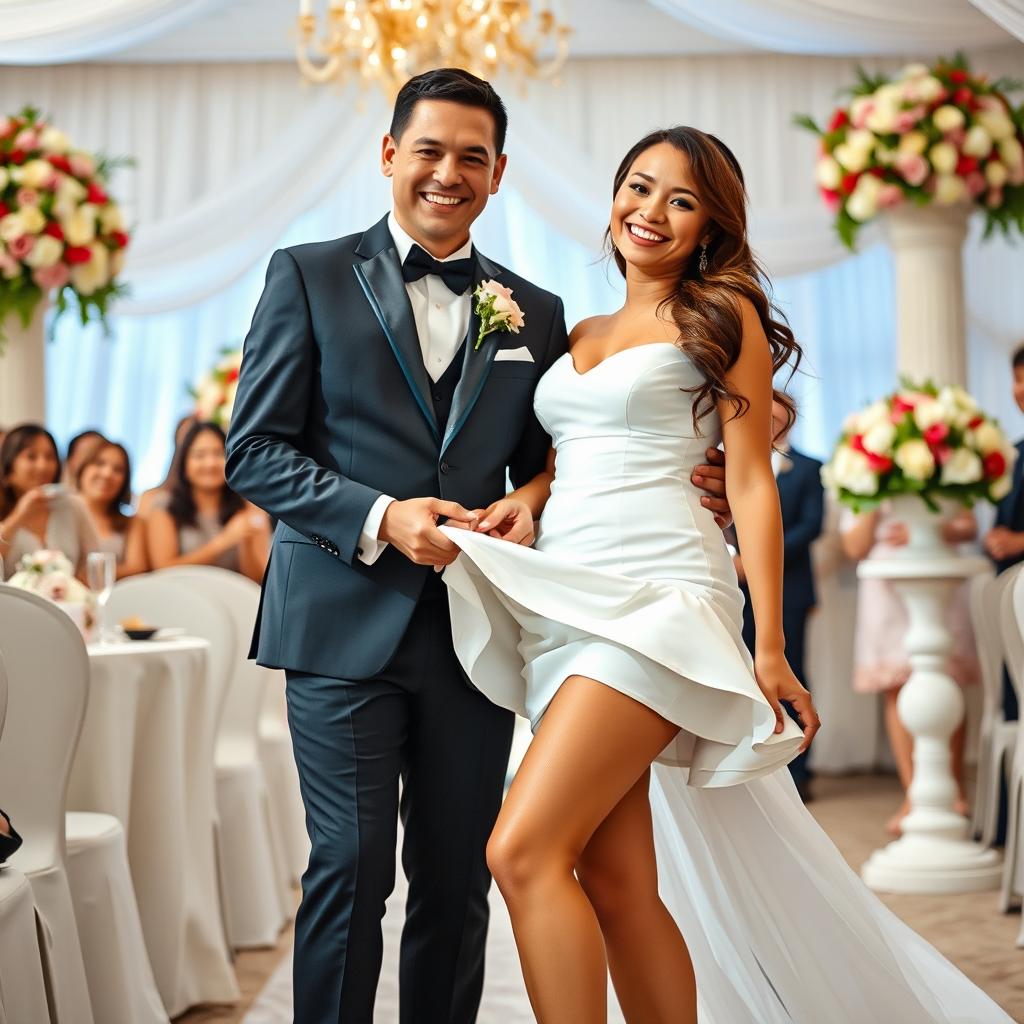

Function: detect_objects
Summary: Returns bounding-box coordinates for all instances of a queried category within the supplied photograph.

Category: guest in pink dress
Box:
[842,502,979,835]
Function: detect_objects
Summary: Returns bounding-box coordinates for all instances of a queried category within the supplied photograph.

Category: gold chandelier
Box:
[296,1,571,95]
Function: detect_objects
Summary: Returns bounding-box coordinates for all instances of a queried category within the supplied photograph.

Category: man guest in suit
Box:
[225,68,733,1024]
[734,395,823,802]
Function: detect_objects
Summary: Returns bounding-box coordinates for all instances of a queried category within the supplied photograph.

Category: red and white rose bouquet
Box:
[0,106,130,347]
[191,348,242,429]
[822,382,1016,511]
[796,54,1024,247]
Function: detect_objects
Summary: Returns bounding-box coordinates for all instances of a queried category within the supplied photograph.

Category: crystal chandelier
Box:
[296,1,571,95]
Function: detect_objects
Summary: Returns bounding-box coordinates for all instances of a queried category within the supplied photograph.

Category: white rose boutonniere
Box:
[473,279,525,351]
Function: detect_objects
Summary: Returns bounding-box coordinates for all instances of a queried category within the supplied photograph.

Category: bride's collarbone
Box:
[568,334,681,375]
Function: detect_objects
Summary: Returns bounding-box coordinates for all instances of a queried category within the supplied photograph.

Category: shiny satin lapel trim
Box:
[354,253,440,442]
[443,304,498,457]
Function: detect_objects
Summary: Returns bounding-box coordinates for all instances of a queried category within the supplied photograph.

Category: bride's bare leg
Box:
[487,675,690,1024]
[577,769,697,1023]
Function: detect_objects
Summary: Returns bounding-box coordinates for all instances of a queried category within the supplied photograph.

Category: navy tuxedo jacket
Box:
[993,437,1024,574]
[776,448,825,611]
[226,215,568,679]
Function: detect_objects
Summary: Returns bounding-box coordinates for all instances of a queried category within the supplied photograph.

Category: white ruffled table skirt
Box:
[67,639,239,1016]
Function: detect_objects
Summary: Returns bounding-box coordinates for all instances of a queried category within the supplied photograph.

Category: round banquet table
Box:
[66,638,239,1016]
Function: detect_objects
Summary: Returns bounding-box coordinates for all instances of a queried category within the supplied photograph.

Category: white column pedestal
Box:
[0,302,47,427]
[858,553,1001,893]
[883,204,970,388]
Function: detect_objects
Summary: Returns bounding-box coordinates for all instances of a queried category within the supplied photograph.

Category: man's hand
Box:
[985,526,1024,562]
[472,498,536,546]
[379,498,478,567]
[691,447,732,529]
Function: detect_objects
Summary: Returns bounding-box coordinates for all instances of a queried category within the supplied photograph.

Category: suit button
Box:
[440,461,450,474]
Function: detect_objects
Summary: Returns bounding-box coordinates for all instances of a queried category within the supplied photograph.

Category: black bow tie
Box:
[401,243,475,295]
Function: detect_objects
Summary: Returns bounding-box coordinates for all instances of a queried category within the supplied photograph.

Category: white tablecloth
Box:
[67,638,239,1016]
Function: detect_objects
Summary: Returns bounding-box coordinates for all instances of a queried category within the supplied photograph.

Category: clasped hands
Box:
[379,447,731,569]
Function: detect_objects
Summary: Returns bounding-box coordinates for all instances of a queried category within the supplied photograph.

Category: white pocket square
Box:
[494,346,535,363]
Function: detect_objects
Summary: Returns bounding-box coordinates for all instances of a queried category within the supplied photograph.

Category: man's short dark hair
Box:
[1013,342,1024,370]
[390,68,508,155]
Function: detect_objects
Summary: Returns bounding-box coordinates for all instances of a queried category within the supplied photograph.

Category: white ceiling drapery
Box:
[968,0,1024,41]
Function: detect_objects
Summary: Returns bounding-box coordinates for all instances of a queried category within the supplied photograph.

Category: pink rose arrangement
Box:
[821,381,1016,511]
[0,106,131,347]
[472,278,525,350]
[796,54,1024,247]
[191,347,243,429]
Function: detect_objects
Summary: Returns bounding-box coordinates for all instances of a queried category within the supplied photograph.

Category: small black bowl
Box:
[124,627,158,641]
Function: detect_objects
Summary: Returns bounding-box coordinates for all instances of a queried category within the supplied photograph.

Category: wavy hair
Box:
[166,421,245,530]
[604,127,801,438]
[74,437,134,532]
[0,424,61,519]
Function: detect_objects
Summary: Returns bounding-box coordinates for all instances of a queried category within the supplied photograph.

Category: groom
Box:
[226,68,730,1023]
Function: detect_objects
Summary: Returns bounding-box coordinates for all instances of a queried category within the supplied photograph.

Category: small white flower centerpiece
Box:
[7,549,96,637]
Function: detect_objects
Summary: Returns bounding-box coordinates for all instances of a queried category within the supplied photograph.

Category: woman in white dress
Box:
[440,128,1013,1023]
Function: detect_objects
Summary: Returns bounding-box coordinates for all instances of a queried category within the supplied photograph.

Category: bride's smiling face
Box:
[610,142,711,277]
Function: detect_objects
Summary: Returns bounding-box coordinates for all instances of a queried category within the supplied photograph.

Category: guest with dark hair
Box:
[74,437,149,578]
[147,421,269,581]
[0,424,99,580]
[63,428,105,487]
[136,413,198,520]
[984,342,1024,578]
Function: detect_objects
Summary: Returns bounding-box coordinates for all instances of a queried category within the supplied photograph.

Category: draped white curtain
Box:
[0,0,228,64]
[648,0,1012,53]
[969,0,1024,41]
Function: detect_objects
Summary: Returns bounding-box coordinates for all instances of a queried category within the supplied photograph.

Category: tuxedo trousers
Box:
[285,593,515,1024]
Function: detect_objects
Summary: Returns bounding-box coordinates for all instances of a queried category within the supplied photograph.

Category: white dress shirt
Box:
[356,213,475,565]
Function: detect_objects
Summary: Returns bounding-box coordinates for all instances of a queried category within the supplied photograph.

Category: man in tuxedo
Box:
[734,397,823,801]
[226,69,732,1023]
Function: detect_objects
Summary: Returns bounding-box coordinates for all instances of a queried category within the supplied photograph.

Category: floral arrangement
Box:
[821,382,1017,512]
[191,347,242,429]
[0,106,131,347]
[473,278,525,350]
[796,54,1024,247]
[7,549,96,633]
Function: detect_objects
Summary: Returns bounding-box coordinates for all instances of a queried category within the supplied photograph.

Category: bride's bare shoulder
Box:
[568,315,611,349]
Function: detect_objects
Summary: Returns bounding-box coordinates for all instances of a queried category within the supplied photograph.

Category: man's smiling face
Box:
[382,98,507,259]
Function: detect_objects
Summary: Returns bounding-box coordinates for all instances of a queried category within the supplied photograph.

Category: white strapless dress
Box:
[441,343,1013,1023]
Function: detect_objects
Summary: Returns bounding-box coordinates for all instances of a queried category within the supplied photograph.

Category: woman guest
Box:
[842,503,979,834]
[136,414,197,520]
[64,428,105,487]
[74,437,149,578]
[0,424,99,581]
[146,421,269,582]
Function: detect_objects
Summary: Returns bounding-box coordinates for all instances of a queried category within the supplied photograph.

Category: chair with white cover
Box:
[1000,570,1024,925]
[0,586,94,1024]
[970,566,1019,845]
[0,647,51,1024]
[108,571,286,948]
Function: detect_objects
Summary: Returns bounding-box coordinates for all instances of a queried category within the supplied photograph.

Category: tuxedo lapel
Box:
[353,218,440,442]
[442,251,503,457]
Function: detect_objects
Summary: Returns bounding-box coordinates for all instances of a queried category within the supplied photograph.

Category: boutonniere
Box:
[473,279,525,350]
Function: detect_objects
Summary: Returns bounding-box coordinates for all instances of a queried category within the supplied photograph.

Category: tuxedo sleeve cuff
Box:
[357,494,396,566]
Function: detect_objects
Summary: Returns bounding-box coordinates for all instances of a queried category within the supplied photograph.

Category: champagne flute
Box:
[86,551,117,643]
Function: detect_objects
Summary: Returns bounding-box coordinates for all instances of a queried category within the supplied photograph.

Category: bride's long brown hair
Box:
[605,127,801,437]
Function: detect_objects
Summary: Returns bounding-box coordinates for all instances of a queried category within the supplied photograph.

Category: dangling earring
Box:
[698,243,708,275]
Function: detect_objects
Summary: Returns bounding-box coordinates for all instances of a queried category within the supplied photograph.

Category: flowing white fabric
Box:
[0,0,228,64]
[440,342,1014,1022]
[970,0,1024,40]
[647,0,1011,53]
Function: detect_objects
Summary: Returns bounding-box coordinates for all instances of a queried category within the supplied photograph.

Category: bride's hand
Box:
[753,651,821,753]
[474,498,536,545]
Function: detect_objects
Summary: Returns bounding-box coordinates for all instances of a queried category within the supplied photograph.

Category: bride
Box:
[440,127,1012,1023]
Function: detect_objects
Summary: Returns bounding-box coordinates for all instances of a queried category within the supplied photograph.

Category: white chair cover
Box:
[0,585,93,1024]
[0,867,49,1024]
[65,812,167,1024]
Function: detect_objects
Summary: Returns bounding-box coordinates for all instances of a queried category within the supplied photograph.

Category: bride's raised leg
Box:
[486,674,695,1024]
[576,768,696,1023]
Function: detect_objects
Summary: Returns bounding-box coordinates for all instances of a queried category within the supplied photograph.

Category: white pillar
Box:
[0,302,47,428]
[883,204,970,387]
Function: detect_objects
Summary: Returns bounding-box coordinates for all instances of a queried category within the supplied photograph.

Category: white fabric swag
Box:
[648,0,1012,53]
[969,0,1024,42]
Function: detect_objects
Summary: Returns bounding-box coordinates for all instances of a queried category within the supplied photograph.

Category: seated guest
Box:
[984,341,1024,576]
[74,437,150,579]
[733,396,824,802]
[63,428,105,488]
[147,421,269,582]
[136,413,197,520]
[0,424,99,581]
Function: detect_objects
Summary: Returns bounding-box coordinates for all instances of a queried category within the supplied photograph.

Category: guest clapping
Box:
[0,424,99,581]
[146,421,269,581]
[74,437,149,578]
